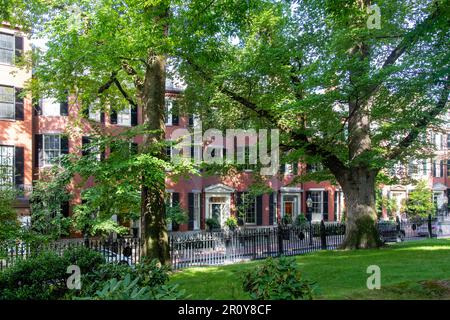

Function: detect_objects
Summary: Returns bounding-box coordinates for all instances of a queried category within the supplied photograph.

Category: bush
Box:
[206,217,221,230]
[225,216,238,230]
[0,251,68,300]
[281,214,293,226]
[76,274,186,300]
[63,246,105,274]
[242,256,315,300]
[76,258,184,300]
[295,215,308,228]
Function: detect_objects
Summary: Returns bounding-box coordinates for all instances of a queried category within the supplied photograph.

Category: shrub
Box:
[206,217,220,230]
[135,257,170,287]
[0,251,68,300]
[225,216,238,230]
[281,214,293,226]
[242,256,315,300]
[76,274,186,300]
[295,215,308,228]
[63,246,105,274]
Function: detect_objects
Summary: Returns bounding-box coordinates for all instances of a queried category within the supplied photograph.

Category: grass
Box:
[169,239,450,300]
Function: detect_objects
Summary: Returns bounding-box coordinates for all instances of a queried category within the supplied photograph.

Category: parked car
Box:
[95,248,133,265]
[377,221,405,243]
[416,224,437,237]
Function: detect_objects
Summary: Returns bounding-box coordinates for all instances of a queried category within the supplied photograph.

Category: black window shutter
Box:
[293,163,298,175]
[172,192,180,206]
[15,36,24,59]
[279,163,285,174]
[60,97,69,116]
[269,193,274,225]
[171,192,180,231]
[190,145,195,159]
[306,164,311,173]
[82,136,90,156]
[15,88,24,121]
[166,145,171,159]
[189,115,194,126]
[172,112,179,126]
[60,136,69,155]
[323,191,329,221]
[188,193,194,231]
[334,192,338,221]
[61,201,70,218]
[100,112,105,124]
[433,161,437,177]
[110,110,117,124]
[256,195,263,226]
[131,106,138,126]
[447,135,450,149]
[35,134,43,167]
[14,146,24,187]
[440,160,444,177]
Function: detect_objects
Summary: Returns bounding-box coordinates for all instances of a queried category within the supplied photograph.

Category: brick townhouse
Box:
[1,23,448,236]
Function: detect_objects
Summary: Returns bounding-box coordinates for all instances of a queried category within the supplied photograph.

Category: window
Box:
[282,194,299,219]
[310,191,323,214]
[433,160,443,178]
[193,193,201,230]
[43,135,61,166]
[165,99,173,125]
[307,163,322,173]
[89,105,101,122]
[165,98,179,126]
[0,145,14,187]
[41,98,61,116]
[408,160,420,176]
[0,33,14,65]
[0,86,15,119]
[241,193,256,224]
[117,107,131,126]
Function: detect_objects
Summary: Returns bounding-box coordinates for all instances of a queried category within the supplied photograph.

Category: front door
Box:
[207,196,230,227]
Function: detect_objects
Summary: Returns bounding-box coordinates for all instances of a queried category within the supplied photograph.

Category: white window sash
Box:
[117,107,131,126]
[43,134,61,166]
[0,86,15,119]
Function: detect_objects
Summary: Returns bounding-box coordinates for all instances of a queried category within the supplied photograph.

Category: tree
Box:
[0,183,20,253]
[14,0,176,263]
[405,180,436,220]
[173,0,449,248]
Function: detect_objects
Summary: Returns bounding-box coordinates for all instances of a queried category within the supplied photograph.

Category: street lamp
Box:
[306,196,313,222]
[306,196,313,246]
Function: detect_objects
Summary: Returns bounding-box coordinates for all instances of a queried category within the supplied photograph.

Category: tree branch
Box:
[114,78,137,108]
[387,76,449,160]
[98,71,119,94]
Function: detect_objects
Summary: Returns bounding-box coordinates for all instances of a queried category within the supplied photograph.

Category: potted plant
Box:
[225,216,238,231]
[206,217,221,231]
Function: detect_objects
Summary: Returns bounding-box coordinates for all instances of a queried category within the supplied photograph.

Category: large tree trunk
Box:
[140,53,170,264]
[338,168,381,249]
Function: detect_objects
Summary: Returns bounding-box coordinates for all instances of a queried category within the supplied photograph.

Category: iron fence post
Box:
[428,214,433,238]
[309,221,313,246]
[277,226,284,256]
[320,220,327,250]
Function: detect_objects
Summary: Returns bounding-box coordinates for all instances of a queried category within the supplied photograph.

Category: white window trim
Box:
[309,190,325,215]
[193,192,201,230]
[281,193,301,220]
[117,107,131,127]
[41,97,61,117]
[0,144,15,187]
[0,32,15,66]
[89,105,101,122]
[42,134,62,167]
[165,99,173,126]
[242,193,257,225]
[0,85,15,120]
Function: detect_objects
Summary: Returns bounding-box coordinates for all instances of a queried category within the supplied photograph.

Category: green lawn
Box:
[169,239,450,300]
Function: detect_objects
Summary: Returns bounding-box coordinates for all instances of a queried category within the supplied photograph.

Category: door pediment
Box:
[204,183,235,193]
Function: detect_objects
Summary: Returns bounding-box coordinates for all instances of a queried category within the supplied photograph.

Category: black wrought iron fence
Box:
[0,238,141,271]
[169,221,346,270]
